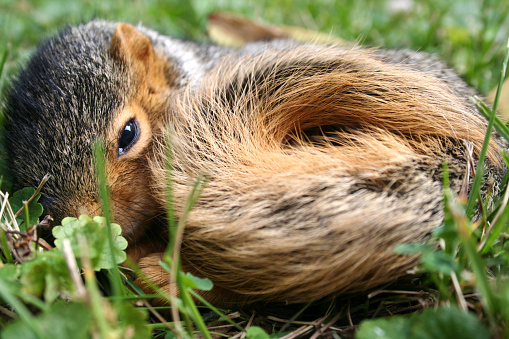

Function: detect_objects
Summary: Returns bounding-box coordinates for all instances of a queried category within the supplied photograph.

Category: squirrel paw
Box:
[135,252,178,305]
[134,252,251,307]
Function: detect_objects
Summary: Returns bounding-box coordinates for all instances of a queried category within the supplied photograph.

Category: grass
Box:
[1,0,508,93]
[1,0,509,338]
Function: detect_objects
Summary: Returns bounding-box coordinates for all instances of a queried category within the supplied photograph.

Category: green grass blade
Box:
[189,290,246,332]
[172,175,208,337]
[178,285,212,339]
[0,47,8,79]
[490,39,509,117]
[78,236,112,338]
[23,201,30,233]
[449,198,498,327]
[0,228,14,263]
[164,130,177,256]
[479,153,509,254]
[92,141,124,302]
[474,98,509,142]
[467,39,509,216]
[461,236,498,327]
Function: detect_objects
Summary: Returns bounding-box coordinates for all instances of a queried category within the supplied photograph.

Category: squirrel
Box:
[3,20,505,306]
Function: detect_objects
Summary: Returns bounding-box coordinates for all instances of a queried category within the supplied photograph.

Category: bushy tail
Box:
[146,44,500,305]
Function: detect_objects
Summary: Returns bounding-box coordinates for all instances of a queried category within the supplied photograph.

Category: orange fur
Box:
[136,45,502,305]
[104,24,178,260]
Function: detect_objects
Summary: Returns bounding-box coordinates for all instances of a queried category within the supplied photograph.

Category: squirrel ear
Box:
[110,23,154,65]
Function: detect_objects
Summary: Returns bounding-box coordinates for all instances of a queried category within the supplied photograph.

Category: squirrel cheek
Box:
[106,162,158,240]
[101,104,158,240]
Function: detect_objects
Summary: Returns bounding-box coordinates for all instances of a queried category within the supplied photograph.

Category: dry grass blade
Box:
[309,311,343,339]
[143,300,177,333]
[0,190,20,232]
[61,238,86,298]
[12,174,50,219]
[279,324,315,339]
[0,304,17,319]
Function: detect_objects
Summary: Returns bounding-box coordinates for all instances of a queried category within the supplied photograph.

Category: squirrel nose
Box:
[76,205,91,216]
[75,201,101,217]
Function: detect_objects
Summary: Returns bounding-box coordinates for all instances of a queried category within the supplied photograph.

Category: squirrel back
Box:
[3,21,504,306]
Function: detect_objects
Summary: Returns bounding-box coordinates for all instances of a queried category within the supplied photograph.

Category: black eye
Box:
[118,118,140,156]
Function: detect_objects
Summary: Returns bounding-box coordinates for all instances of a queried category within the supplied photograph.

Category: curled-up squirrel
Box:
[3,20,505,306]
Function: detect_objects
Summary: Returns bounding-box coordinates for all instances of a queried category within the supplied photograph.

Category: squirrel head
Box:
[4,21,176,254]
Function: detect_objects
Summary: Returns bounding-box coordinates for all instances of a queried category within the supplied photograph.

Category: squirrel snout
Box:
[75,202,101,218]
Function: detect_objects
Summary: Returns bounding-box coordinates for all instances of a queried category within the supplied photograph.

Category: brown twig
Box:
[13,174,50,220]
[309,311,343,339]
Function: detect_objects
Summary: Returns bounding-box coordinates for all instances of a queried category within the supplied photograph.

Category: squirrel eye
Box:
[118,118,140,156]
